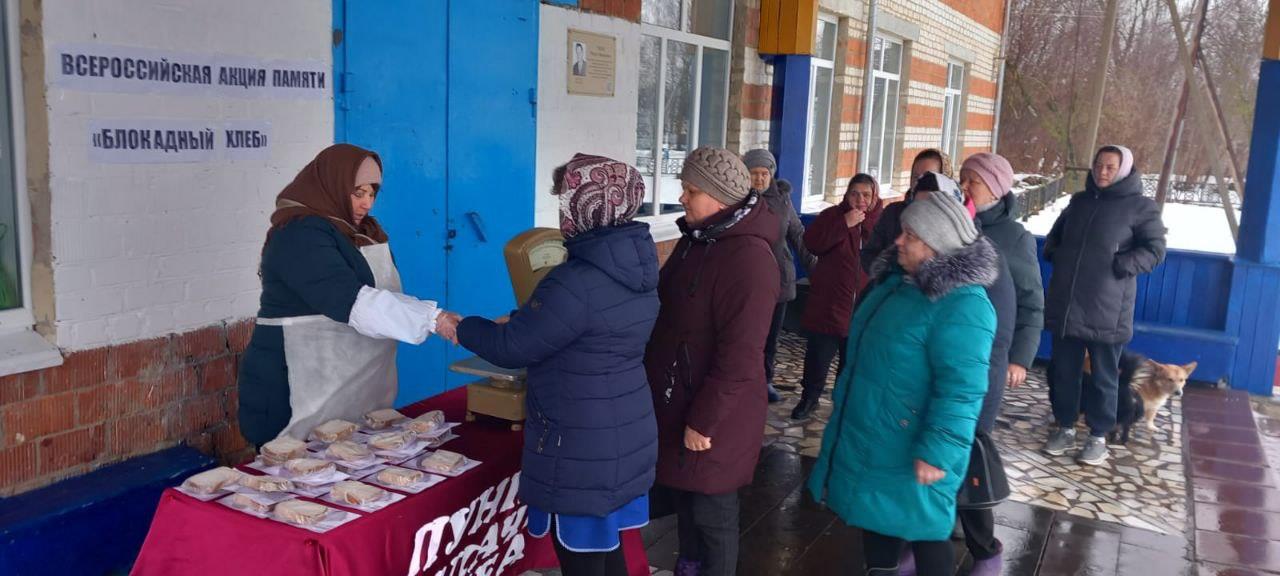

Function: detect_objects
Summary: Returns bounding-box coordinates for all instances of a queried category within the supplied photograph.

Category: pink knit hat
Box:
[962,153,1015,200]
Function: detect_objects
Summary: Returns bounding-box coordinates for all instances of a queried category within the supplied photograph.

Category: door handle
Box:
[466,211,488,243]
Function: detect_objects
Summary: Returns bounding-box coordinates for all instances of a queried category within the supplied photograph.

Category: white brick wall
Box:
[43,0,333,349]
[823,1,1004,195]
[534,5,643,229]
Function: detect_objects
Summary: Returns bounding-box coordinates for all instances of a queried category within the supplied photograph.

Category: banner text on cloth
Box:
[88,120,271,163]
[407,471,529,576]
[50,43,328,99]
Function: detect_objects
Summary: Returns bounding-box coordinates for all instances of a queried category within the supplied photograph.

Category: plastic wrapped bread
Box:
[369,431,409,451]
[331,481,386,506]
[260,436,307,465]
[364,408,407,430]
[181,467,243,494]
[272,499,329,525]
[238,474,294,493]
[312,419,358,443]
[376,467,424,487]
[406,411,446,435]
[418,450,465,474]
[326,441,371,462]
[228,493,273,514]
[283,458,336,477]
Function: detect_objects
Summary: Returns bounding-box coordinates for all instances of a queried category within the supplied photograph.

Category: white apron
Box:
[259,242,404,440]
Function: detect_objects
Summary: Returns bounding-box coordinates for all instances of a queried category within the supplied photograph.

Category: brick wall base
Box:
[0,320,256,496]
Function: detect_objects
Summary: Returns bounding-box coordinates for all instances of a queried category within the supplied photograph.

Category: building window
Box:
[636,0,732,218]
[805,16,837,201]
[865,35,902,189]
[941,61,965,156]
[0,2,24,319]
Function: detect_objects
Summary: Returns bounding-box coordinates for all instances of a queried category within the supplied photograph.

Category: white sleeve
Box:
[348,285,441,345]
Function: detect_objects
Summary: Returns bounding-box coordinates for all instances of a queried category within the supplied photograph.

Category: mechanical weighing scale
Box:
[449,228,568,431]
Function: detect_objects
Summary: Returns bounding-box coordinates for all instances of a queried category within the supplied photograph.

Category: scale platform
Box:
[449,356,527,431]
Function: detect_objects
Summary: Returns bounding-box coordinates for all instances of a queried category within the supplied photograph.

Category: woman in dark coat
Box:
[791,173,882,420]
[239,144,444,446]
[455,154,659,576]
[954,153,1037,575]
[645,147,780,576]
[743,149,816,404]
[1042,145,1166,466]
[861,148,953,273]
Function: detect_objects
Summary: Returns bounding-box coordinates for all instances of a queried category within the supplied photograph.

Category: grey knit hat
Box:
[742,149,777,176]
[900,190,979,256]
[680,147,751,206]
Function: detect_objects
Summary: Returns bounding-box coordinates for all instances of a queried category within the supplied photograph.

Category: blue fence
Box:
[1032,238,1244,387]
[796,207,1276,393]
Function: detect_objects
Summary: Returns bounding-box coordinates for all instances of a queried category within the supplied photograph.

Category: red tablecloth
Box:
[130,387,649,576]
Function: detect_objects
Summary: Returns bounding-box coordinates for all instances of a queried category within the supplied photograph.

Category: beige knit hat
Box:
[679,147,751,206]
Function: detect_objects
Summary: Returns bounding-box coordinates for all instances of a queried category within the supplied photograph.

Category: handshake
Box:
[435,311,462,345]
[434,312,509,346]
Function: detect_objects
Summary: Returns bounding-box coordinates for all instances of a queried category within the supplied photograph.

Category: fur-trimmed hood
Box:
[869,236,1000,300]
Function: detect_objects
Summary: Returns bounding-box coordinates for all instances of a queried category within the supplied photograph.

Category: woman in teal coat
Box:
[808,192,997,576]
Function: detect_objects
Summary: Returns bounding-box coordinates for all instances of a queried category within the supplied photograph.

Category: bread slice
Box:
[376,467,424,487]
[181,467,243,494]
[369,431,409,451]
[273,499,330,525]
[331,480,386,506]
[326,441,371,462]
[260,436,307,465]
[238,474,294,493]
[418,450,465,474]
[406,411,445,435]
[312,419,358,443]
[228,493,273,514]
[364,408,407,429]
[283,458,336,477]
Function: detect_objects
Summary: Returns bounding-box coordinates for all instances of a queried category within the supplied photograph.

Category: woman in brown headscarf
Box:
[239,144,448,445]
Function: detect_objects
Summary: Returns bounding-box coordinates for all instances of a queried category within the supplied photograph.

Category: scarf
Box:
[554,153,645,239]
[267,143,389,250]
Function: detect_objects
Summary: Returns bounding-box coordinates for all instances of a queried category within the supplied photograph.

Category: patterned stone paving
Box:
[996,362,1187,535]
[532,330,1192,574]
[762,331,835,458]
[765,330,1189,535]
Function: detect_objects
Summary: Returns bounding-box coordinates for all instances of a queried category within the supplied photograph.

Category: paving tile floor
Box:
[531,330,1280,575]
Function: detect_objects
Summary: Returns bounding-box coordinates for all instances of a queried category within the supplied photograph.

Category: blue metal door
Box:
[443,2,539,387]
[334,1,538,399]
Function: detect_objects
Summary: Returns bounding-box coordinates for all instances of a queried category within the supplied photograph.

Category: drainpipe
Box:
[857,0,879,174]
[991,0,1013,154]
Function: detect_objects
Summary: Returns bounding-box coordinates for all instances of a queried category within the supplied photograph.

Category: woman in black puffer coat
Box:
[1041,145,1167,467]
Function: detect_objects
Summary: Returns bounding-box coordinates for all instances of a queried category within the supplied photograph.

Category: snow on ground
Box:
[1021,194,1240,255]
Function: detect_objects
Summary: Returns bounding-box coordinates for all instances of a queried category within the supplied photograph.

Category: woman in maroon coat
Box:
[645,147,780,576]
[791,173,883,420]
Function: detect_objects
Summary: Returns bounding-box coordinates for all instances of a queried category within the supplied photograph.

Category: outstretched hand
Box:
[435,311,461,345]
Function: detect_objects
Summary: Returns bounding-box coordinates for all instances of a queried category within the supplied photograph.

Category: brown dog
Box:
[1081,350,1197,443]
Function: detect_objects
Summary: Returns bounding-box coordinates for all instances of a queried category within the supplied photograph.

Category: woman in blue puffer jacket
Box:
[454,154,659,576]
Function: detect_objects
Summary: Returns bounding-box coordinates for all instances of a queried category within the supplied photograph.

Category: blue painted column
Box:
[770,54,812,210]
[1227,29,1280,394]
[1239,59,1280,264]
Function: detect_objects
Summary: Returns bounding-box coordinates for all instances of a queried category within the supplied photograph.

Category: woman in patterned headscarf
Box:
[455,154,660,576]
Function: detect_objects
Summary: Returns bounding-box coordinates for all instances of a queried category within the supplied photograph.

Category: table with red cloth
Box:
[130,387,649,576]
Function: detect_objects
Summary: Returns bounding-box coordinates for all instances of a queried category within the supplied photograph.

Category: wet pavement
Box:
[530,331,1280,575]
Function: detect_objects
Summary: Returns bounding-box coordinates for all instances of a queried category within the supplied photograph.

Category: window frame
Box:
[0,0,35,335]
[635,0,733,238]
[865,34,903,190]
[803,14,838,203]
[940,61,965,156]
